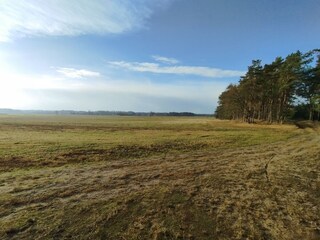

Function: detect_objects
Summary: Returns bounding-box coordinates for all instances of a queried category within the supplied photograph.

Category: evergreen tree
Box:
[215,49,319,123]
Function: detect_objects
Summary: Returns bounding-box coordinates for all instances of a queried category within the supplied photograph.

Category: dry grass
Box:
[0,115,319,239]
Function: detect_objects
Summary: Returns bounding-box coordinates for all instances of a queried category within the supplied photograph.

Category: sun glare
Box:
[0,72,35,109]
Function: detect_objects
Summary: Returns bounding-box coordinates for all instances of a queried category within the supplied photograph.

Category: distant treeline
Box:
[0,109,212,117]
[215,49,320,123]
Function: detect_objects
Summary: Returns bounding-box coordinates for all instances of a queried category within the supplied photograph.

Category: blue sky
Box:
[0,0,319,113]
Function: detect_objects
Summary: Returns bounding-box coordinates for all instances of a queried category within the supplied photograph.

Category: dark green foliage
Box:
[292,104,312,120]
[215,49,320,123]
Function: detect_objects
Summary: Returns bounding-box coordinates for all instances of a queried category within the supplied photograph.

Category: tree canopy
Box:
[215,49,320,123]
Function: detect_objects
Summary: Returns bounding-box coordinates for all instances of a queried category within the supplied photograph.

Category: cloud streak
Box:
[152,55,179,64]
[0,0,171,42]
[56,68,100,79]
[108,61,245,78]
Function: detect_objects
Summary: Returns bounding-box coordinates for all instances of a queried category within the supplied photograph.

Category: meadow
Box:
[0,115,319,239]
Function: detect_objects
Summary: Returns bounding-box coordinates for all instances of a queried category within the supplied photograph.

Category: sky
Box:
[0,0,319,113]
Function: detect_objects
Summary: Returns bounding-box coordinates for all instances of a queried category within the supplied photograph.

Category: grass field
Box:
[0,115,319,239]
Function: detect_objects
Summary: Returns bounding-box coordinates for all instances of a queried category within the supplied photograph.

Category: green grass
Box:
[0,115,297,169]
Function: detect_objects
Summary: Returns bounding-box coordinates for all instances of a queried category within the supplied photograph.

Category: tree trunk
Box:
[309,98,314,121]
[268,99,273,124]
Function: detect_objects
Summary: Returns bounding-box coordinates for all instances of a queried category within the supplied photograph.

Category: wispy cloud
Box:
[108,61,245,78]
[56,68,100,79]
[152,55,179,64]
[0,0,172,42]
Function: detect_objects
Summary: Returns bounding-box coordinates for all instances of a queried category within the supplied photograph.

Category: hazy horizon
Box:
[0,108,213,115]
